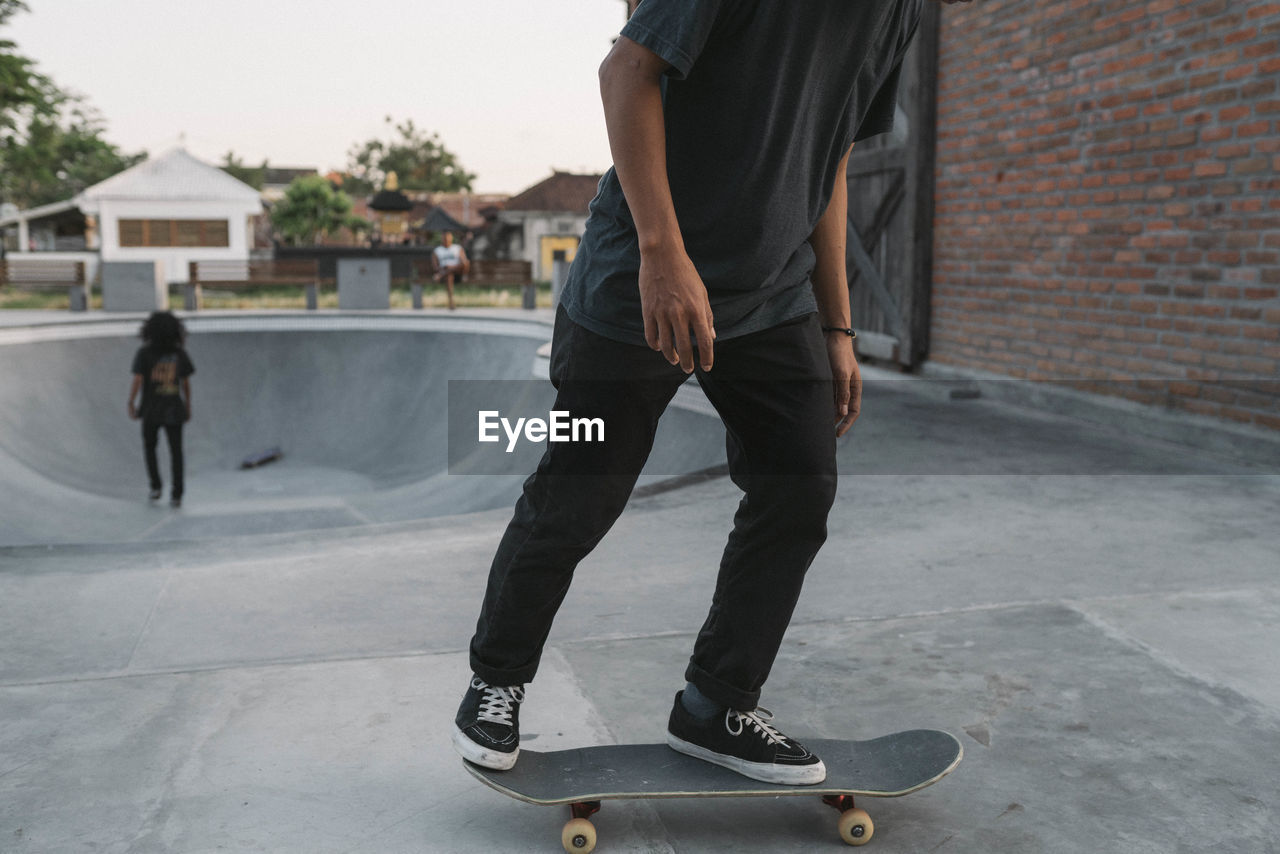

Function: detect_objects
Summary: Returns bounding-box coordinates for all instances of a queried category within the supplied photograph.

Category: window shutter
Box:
[118,220,144,247]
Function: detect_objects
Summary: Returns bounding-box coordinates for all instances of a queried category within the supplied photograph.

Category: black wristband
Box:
[821,326,857,341]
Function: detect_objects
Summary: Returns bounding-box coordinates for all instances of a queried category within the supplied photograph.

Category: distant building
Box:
[79,148,263,282]
[410,191,508,236]
[260,167,318,203]
[246,167,318,251]
[493,171,601,280]
[368,172,414,244]
[0,147,263,283]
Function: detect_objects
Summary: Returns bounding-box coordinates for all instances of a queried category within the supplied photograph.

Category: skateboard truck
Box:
[823,794,875,845]
[563,801,600,851]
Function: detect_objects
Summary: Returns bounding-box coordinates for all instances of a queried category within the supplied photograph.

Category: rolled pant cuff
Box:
[469,646,537,688]
[684,661,760,711]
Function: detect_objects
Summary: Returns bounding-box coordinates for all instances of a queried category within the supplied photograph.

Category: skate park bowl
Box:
[0,313,727,546]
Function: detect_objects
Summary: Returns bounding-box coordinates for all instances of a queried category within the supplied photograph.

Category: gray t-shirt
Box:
[561,0,923,346]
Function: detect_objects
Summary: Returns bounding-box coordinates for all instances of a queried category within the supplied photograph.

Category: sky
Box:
[5,0,628,194]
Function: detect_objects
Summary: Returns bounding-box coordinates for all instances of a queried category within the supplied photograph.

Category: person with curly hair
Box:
[127,311,195,508]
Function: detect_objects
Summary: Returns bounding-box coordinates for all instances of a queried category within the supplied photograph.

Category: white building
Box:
[0,148,263,284]
[77,148,263,282]
[497,171,601,280]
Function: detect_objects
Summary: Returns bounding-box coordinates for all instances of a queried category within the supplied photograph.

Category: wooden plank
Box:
[855,330,900,363]
[899,1,941,366]
[468,259,534,287]
[0,259,86,289]
[861,170,906,252]
[191,259,319,287]
[847,220,906,340]
[848,147,906,178]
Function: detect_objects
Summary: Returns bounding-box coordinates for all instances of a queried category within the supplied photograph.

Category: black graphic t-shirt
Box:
[131,346,195,425]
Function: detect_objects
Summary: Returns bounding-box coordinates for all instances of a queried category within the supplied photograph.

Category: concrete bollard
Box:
[102,261,168,312]
[551,251,568,309]
[337,258,390,310]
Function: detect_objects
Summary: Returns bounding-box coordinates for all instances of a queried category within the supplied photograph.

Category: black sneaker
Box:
[148,489,162,502]
[170,496,182,508]
[666,691,826,785]
[452,676,525,770]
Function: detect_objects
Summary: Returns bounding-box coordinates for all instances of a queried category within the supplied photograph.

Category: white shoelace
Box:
[473,677,525,726]
[724,706,789,746]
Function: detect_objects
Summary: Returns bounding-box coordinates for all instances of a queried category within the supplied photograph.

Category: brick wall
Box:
[931,0,1280,430]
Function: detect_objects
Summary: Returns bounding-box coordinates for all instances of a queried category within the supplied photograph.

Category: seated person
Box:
[433,232,470,282]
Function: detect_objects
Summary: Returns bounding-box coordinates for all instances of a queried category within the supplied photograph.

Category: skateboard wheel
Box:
[561,817,597,853]
[838,807,874,846]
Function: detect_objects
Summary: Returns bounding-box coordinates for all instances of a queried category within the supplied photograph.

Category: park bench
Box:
[405,257,534,310]
[468,259,534,287]
[187,260,322,310]
[0,259,89,311]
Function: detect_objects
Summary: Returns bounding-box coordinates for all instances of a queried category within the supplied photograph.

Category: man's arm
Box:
[809,143,862,437]
[598,36,715,372]
[181,377,192,422]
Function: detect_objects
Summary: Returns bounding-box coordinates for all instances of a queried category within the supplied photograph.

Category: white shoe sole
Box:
[452,726,519,770]
[666,733,827,785]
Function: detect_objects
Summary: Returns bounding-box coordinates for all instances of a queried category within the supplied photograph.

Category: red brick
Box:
[932,2,1280,430]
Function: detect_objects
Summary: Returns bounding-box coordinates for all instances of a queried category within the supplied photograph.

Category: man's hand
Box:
[599,37,714,371]
[128,401,138,420]
[639,245,715,373]
[827,333,862,437]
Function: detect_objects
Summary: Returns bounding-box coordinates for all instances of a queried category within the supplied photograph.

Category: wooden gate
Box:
[846,3,940,368]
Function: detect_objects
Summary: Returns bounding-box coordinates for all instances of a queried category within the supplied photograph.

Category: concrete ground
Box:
[2,311,1279,852]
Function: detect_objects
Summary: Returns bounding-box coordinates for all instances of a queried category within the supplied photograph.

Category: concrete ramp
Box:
[0,313,726,546]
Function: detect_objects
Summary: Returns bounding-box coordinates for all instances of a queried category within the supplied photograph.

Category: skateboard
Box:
[464,729,962,851]
[239,446,282,469]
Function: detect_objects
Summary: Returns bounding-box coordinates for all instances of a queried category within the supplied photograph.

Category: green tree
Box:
[3,102,144,207]
[221,151,266,190]
[344,117,475,196]
[270,175,368,245]
[0,1,54,130]
[1,1,143,207]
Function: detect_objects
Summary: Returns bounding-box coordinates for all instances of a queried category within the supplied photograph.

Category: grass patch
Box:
[0,283,554,312]
[195,282,553,310]
[0,289,101,310]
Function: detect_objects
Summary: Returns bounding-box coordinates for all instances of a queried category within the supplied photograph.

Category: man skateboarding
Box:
[455,0,954,785]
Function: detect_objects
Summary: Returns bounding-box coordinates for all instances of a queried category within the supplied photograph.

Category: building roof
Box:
[400,191,508,230]
[262,167,318,187]
[369,188,413,212]
[0,199,81,228]
[428,192,507,229]
[419,206,468,233]
[504,171,602,214]
[76,148,262,208]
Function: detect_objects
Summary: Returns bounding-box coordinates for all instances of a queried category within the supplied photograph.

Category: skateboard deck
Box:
[239,446,282,469]
[465,729,962,850]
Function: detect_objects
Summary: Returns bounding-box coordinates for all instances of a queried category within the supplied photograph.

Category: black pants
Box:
[468,307,838,710]
[142,420,184,499]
